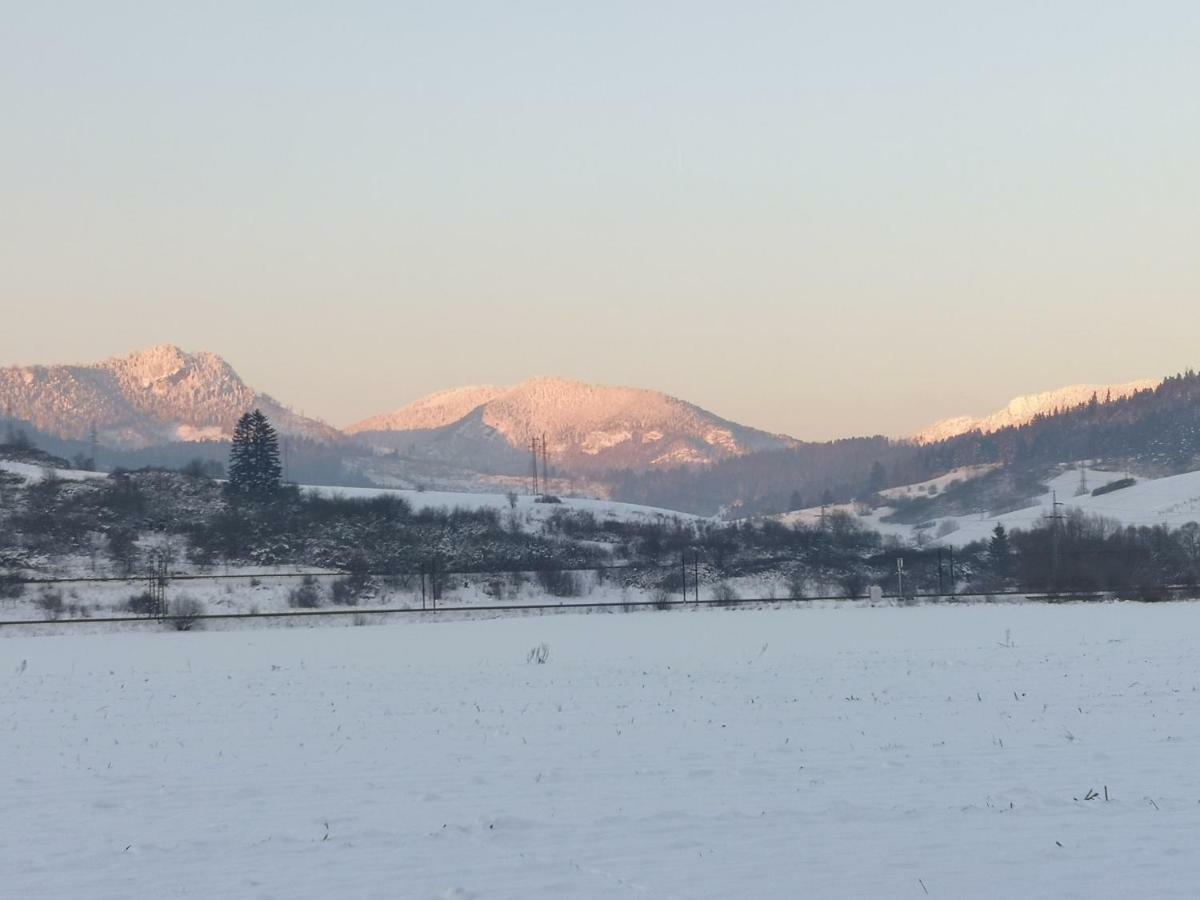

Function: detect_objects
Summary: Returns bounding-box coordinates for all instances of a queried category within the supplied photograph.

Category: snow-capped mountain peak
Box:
[0,345,339,449]
[347,376,793,472]
[913,379,1161,444]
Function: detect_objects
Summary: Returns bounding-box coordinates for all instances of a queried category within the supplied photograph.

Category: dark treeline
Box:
[917,371,1200,473]
[607,370,1200,517]
[609,437,928,517]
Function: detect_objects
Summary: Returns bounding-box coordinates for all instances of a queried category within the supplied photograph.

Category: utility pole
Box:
[541,433,549,496]
[1045,490,1065,590]
[819,504,828,530]
[896,557,905,598]
[681,551,687,603]
[693,550,700,603]
[530,437,540,497]
[937,547,944,595]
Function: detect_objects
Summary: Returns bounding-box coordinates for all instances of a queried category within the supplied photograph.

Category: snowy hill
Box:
[779,463,1200,548]
[928,466,1200,547]
[0,345,341,449]
[347,376,794,473]
[913,380,1160,443]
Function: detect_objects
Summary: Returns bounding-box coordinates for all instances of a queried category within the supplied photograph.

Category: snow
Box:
[777,464,1200,549]
[346,384,506,433]
[0,345,340,448]
[303,482,704,524]
[0,459,107,483]
[932,466,1200,547]
[345,375,789,469]
[4,602,1200,897]
[913,380,1160,443]
[877,464,1001,501]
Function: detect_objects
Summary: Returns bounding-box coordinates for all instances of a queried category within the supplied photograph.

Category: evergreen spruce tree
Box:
[228,412,255,494]
[227,409,282,497]
[247,409,282,493]
[989,523,1011,579]
[868,461,887,494]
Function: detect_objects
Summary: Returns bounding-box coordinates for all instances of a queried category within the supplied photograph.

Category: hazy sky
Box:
[3,2,1197,440]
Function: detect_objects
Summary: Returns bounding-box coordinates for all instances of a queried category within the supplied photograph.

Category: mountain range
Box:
[1,344,1190,516]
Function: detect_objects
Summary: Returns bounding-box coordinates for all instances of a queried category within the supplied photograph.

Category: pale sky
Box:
[2,2,1197,440]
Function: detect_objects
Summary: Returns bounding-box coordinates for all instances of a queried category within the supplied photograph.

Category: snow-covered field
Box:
[4,603,1200,898]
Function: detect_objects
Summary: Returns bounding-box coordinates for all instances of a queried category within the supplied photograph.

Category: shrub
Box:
[0,573,25,600]
[37,589,64,621]
[288,575,323,609]
[168,596,206,631]
[651,587,672,610]
[839,571,868,600]
[526,642,551,664]
[535,568,581,598]
[330,577,360,606]
[126,591,161,616]
[712,582,740,606]
[786,573,807,599]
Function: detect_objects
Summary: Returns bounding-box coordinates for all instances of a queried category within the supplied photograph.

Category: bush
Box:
[526,642,551,664]
[786,573,807,599]
[37,589,63,620]
[711,581,740,606]
[0,573,25,600]
[126,591,161,616]
[288,575,323,609]
[168,596,206,631]
[839,571,868,600]
[651,587,672,610]
[535,568,582,598]
[330,577,360,606]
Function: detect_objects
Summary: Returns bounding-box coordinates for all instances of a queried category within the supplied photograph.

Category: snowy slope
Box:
[0,344,340,449]
[304,481,704,524]
[877,464,1002,501]
[776,464,1200,547]
[347,384,508,432]
[914,380,1160,443]
[0,459,107,483]
[346,376,794,473]
[5,603,1200,898]
[931,467,1200,546]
